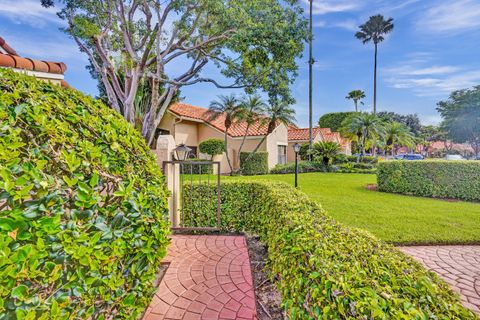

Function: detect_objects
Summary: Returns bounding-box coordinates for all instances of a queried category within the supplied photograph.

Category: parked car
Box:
[445,154,465,160]
[394,154,424,160]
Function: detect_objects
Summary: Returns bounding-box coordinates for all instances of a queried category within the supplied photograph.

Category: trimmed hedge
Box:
[378,160,480,201]
[198,138,225,159]
[180,159,213,174]
[270,161,327,174]
[183,181,475,319]
[240,152,268,175]
[0,70,170,318]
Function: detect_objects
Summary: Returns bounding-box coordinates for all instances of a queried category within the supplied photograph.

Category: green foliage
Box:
[377,111,421,135]
[437,86,480,155]
[378,160,480,201]
[270,161,327,174]
[346,155,379,164]
[0,70,170,319]
[312,141,341,165]
[183,181,475,319]
[180,159,214,175]
[318,112,357,131]
[199,139,225,159]
[240,152,268,175]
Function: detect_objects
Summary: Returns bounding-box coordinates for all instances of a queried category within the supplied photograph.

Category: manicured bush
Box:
[270,161,327,174]
[199,138,225,159]
[240,152,268,175]
[378,160,480,201]
[347,155,378,164]
[0,70,170,318]
[183,181,474,319]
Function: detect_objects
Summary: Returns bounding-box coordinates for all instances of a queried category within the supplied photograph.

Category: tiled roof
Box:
[288,127,320,141]
[0,36,67,76]
[169,103,273,137]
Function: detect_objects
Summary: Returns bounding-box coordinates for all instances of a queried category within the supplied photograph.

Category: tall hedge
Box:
[240,152,268,175]
[318,112,357,131]
[0,70,170,319]
[378,160,480,201]
[183,181,475,319]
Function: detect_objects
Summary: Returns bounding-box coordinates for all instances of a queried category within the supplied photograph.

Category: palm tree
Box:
[355,15,394,114]
[346,90,366,112]
[313,141,341,165]
[340,112,384,159]
[246,102,296,161]
[237,95,267,157]
[207,94,244,173]
[383,121,414,156]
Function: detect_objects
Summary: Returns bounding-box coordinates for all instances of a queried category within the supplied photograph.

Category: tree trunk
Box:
[244,134,267,164]
[224,129,233,174]
[373,43,378,114]
[354,100,358,112]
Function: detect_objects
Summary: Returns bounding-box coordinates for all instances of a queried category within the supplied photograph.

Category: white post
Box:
[155,135,181,227]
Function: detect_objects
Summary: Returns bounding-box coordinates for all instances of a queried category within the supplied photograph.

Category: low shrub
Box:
[183,181,475,319]
[378,160,480,201]
[347,155,378,164]
[270,161,327,174]
[180,159,213,174]
[0,70,170,318]
[198,138,225,159]
[240,152,268,175]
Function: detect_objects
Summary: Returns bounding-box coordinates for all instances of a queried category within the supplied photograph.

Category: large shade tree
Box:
[41,0,308,145]
[437,86,480,156]
[355,15,394,114]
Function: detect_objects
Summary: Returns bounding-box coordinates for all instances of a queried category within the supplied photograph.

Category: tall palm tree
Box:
[383,121,415,156]
[207,94,244,172]
[237,95,267,157]
[246,102,296,161]
[346,90,366,112]
[355,15,394,114]
[340,112,384,159]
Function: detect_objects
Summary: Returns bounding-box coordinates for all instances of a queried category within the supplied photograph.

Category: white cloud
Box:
[0,0,62,27]
[385,65,461,76]
[329,19,358,31]
[418,0,480,34]
[302,0,360,15]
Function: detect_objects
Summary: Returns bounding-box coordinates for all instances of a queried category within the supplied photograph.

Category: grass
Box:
[223,173,480,245]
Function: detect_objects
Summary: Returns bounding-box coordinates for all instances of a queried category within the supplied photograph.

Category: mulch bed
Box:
[246,235,284,320]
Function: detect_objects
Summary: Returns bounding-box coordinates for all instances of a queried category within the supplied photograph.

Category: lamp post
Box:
[293,143,301,188]
[173,144,191,161]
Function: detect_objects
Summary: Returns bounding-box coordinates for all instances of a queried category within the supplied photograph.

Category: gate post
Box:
[156,135,181,227]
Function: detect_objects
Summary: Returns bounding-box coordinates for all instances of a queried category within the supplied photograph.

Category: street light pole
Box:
[308,0,313,160]
[293,143,300,188]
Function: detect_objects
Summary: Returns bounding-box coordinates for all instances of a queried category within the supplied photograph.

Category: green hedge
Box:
[270,161,327,174]
[0,70,170,318]
[378,160,480,201]
[183,181,475,319]
[180,159,213,174]
[240,152,268,175]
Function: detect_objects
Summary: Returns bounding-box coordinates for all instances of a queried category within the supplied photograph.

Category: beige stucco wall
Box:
[265,123,289,169]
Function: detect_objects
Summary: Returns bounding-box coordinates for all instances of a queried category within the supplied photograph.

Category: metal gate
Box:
[162,161,221,231]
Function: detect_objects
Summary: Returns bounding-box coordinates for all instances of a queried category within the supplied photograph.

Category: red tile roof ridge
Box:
[0,36,67,75]
[169,102,273,137]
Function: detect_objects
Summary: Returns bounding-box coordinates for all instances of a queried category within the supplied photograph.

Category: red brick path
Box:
[143,235,257,320]
[399,246,480,314]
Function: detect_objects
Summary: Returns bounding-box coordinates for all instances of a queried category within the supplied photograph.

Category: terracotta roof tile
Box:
[0,36,17,55]
[0,36,67,75]
[169,103,272,137]
[288,127,320,141]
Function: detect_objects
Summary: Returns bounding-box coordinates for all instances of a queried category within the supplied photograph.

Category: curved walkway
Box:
[143,235,257,320]
[399,246,480,314]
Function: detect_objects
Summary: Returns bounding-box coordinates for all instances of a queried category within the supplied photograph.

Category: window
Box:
[278,145,287,165]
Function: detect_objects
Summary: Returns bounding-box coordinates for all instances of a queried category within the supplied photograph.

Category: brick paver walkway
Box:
[399,246,480,314]
[143,235,257,320]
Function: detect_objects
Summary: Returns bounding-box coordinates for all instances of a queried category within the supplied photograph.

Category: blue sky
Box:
[1,0,479,127]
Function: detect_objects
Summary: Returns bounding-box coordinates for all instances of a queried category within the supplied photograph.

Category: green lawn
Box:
[225,173,480,245]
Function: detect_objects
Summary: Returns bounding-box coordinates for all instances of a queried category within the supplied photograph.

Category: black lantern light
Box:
[293,143,301,188]
[173,144,192,161]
